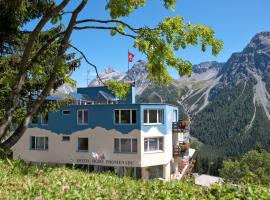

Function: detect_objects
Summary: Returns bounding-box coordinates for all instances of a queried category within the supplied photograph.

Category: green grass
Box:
[0,159,269,200]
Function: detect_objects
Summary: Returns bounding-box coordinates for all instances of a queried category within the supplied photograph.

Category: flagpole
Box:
[128,49,129,81]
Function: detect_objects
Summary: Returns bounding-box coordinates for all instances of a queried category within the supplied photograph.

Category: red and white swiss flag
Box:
[128,51,135,62]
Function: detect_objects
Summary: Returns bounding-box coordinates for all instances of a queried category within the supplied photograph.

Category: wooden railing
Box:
[173,145,181,156]
[173,143,190,156]
[172,120,190,133]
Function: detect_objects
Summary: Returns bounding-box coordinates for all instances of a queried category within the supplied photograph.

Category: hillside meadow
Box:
[0,159,269,200]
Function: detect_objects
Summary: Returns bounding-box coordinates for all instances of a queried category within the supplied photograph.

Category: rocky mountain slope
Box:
[190,32,270,156]
[139,32,270,156]
[89,60,149,95]
[89,67,126,87]
[176,61,225,117]
[137,61,225,118]
[55,84,76,94]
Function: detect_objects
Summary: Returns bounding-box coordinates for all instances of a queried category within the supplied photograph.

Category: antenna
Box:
[86,70,90,86]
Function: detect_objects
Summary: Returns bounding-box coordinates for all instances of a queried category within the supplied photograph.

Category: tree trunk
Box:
[0,0,70,138]
[1,75,57,149]
[1,0,87,149]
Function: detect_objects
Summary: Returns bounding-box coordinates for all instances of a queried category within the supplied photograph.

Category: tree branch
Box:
[0,0,70,138]
[76,19,140,33]
[69,44,105,85]
[61,11,73,15]
[29,31,66,67]
[74,26,136,39]
[1,0,87,149]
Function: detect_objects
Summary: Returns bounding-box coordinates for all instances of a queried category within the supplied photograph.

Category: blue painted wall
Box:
[140,104,178,135]
[31,103,178,135]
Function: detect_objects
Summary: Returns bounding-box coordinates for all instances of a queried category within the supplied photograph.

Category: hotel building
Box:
[12,84,195,180]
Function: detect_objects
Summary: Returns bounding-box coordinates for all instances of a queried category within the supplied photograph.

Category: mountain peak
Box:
[243,31,270,53]
[251,31,270,42]
[104,67,116,74]
[192,61,224,74]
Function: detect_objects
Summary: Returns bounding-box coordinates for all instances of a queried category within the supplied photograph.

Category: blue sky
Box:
[55,0,270,87]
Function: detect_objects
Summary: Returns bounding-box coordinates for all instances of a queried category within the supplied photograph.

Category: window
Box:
[144,109,163,124]
[78,138,88,151]
[77,110,88,125]
[121,138,131,152]
[149,165,163,179]
[114,109,136,124]
[30,136,48,150]
[144,137,163,152]
[114,138,137,153]
[62,110,70,115]
[173,110,178,122]
[41,113,49,125]
[62,136,70,141]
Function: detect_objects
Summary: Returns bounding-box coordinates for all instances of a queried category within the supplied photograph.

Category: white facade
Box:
[12,126,174,180]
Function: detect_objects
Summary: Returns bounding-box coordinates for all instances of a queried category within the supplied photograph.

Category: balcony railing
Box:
[179,132,190,144]
[173,143,190,157]
[178,159,190,173]
[172,121,190,133]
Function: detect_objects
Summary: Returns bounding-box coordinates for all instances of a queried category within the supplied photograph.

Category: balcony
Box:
[173,143,190,157]
[172,121,190,144]
[179,132,190,144]
[172,120,190,133]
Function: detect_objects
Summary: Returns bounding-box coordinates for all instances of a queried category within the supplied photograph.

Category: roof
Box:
[46,96,64,101]
[98,90,118,101]
[70,92,91,101]
[195,174,223,187]
[59,103,179,108]
[33,95,64,101]
[146,91,164,103]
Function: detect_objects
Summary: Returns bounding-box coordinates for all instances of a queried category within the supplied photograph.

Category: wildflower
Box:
[62,185,70,191]
[75,183,81,189]
[35,196,43,200]
[41,178,49,185]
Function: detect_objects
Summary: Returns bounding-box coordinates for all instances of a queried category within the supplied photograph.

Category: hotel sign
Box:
[76,158,135,166]
[76,152,137,166]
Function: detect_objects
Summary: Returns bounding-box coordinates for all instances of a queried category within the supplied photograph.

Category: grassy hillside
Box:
[0,159,269,199]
